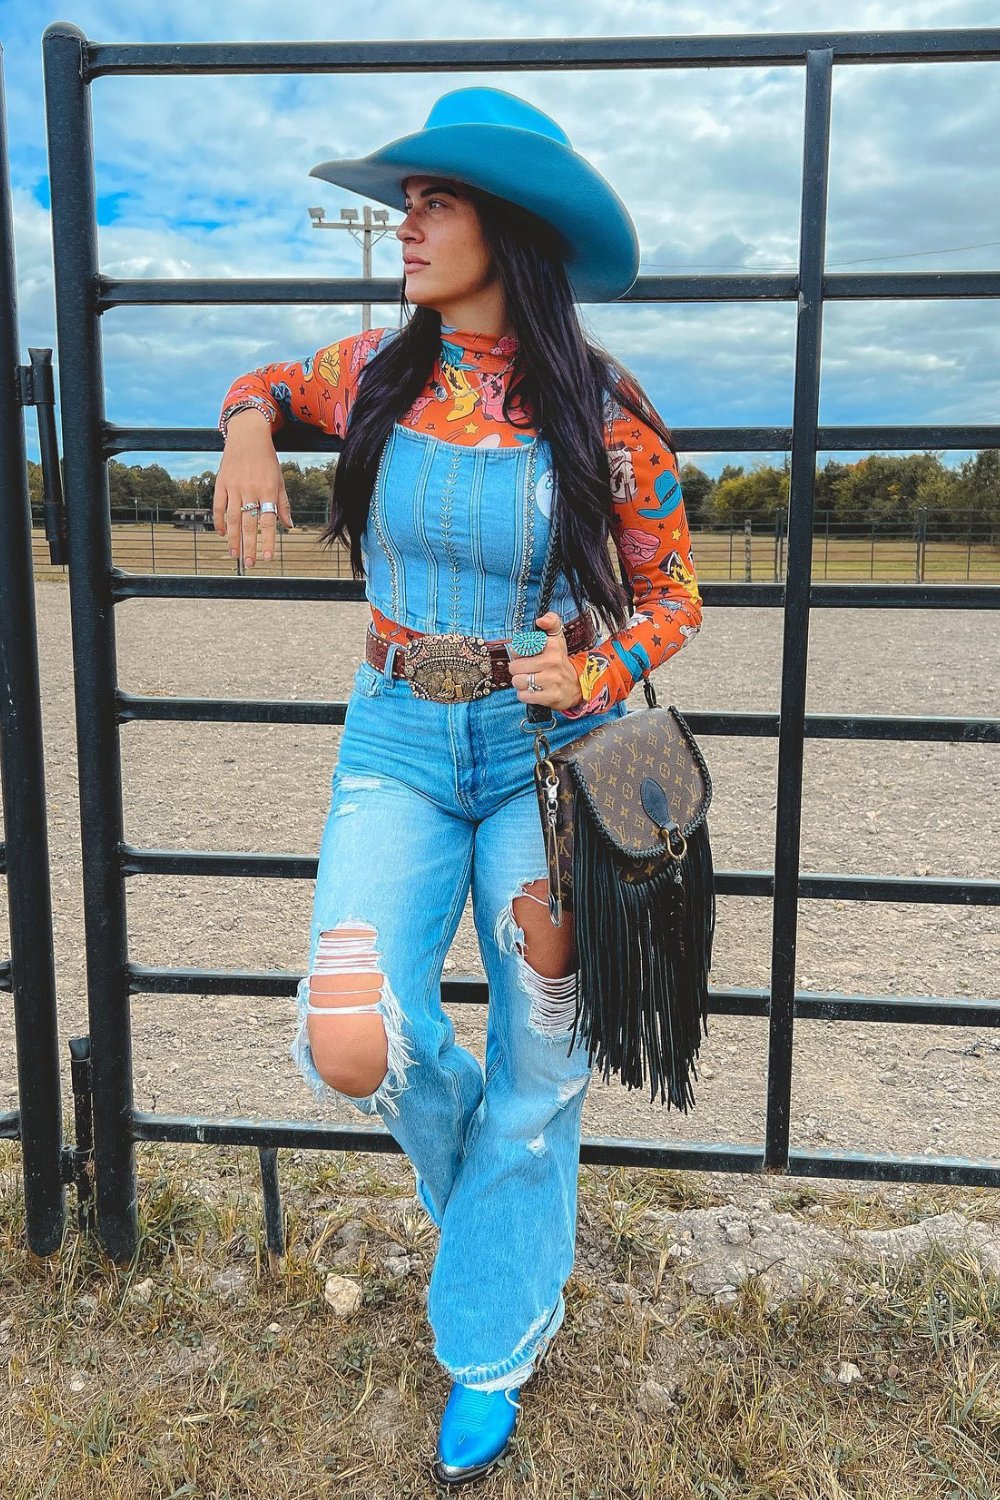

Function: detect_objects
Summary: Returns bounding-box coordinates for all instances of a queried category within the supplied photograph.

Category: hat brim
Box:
[309,123,638,303]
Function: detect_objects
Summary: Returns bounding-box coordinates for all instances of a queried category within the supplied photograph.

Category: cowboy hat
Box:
[309,85,639,303]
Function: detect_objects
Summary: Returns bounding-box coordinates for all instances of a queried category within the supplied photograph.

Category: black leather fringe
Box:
[569,798,716,1110]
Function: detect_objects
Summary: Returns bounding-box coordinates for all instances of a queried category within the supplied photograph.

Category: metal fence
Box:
[0,58,76,1256]
[16,25,1000,1263]
[27,506,1000,584]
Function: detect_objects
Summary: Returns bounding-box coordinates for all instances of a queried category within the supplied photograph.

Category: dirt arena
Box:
[2,580,998,1185]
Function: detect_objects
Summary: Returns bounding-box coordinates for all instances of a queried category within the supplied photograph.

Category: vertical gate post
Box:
[0,53,66,1253]
[763,47,833,1170]
[42,24,138,1261]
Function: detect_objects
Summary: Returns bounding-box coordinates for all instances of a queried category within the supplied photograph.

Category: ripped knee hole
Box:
[499,879,582,1037]
[305,922,390,1095]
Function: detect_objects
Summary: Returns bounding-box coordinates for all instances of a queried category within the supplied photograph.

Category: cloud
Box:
[4,0,997,477]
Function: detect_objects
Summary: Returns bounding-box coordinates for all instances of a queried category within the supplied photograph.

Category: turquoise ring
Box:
[509,627,548,657]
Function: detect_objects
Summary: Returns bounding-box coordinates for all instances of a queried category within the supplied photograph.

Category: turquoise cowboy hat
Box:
[309,86,639,304]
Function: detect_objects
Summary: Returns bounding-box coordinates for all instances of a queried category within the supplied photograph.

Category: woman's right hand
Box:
[213,408,295,566]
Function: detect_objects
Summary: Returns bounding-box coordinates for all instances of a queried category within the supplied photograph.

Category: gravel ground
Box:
[2,580,998,1195]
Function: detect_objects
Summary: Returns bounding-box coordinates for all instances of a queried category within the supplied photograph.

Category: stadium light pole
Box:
[308,204,399,331]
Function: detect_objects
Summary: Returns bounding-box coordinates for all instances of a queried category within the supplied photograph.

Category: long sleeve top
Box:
[218,324,703,716]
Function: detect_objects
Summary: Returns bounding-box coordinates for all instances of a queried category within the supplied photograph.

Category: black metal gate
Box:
[38,24,1000,1264]
[0,54,75,1255]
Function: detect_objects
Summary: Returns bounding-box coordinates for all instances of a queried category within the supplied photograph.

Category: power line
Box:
[640,238,1000,274]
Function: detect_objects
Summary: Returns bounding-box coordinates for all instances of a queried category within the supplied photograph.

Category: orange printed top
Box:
[218,324,703,716]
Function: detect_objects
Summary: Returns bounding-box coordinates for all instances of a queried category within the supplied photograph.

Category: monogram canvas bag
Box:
[522,508,716,1111]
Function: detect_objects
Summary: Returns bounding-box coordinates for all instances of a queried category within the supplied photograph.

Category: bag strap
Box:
[525,450,657,726]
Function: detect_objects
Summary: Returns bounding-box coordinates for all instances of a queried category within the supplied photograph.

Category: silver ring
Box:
[241,501,261,514]
[527,672,540,692]
[259,501,278,515]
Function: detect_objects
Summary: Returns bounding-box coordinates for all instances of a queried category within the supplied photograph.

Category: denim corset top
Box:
[359,421,581,640]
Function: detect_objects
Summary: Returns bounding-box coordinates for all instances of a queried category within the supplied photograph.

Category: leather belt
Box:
[364,610,597,703]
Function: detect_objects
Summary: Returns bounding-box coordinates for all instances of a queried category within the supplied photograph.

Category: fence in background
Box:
[27,506,1000,584]
[9,24,997,1264]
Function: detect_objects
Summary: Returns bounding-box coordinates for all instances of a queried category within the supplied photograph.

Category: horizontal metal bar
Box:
[126,965,1000,1025]
[121,847,317,879]
[120,850,999,903]
[105,421,1000,457]
[582,1140,1000,1185]
[128,965,490,1005]
[797,991,1000,1025]
[131,1109,403,1153]
[0,1109,21,1140]
[777,1147,1000,1188]
[628,271,1000,302]
[126,1111,1000,1186]
[82,31,1000,79]
[111,570,368,602]
[759,582,1000,608]
[118,691,349,726]
[815,425,1000,452]
[97,269,1000,311]
[116,691,1000,745]
[108,572,1000,611]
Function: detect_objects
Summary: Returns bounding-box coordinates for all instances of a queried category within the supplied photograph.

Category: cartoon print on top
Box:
[534,459,555,521]
[219,323,703,716]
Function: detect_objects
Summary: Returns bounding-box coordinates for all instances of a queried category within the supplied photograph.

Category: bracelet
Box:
[219,398,275,441]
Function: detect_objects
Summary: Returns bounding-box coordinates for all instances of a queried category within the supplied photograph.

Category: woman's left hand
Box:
[508,611,585,711]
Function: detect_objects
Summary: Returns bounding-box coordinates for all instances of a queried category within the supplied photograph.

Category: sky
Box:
[1,0,998,481]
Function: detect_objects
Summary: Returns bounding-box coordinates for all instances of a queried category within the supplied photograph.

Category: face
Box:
[396,174,505,330]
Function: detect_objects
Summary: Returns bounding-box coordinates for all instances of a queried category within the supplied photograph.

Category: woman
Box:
[213,86,703,1488]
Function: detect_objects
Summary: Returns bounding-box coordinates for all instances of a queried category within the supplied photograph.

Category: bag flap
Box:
[564,705,711,859]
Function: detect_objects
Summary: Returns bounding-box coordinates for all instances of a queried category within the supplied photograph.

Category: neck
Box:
[431,289,513,342]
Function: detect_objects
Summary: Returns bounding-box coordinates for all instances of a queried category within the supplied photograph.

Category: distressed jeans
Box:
[290,645,629,1391]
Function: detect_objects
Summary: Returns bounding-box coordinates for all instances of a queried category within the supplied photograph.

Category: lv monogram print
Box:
[533,706,711,911]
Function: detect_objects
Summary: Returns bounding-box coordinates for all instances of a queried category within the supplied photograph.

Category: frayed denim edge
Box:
[289,971,417,1119]
[439,1291,565,1392]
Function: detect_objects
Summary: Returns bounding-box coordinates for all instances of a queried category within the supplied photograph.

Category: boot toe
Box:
[433,1381,521,1484]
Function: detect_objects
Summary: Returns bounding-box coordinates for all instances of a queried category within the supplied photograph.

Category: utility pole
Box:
[308,205,401,331]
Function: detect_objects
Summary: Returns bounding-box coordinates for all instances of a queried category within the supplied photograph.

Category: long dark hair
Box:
[319,181,677,637]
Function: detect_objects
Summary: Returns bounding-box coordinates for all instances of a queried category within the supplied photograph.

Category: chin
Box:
[406,289,441,309]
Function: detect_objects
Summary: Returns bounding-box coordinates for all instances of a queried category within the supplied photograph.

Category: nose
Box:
[395,211,421,246]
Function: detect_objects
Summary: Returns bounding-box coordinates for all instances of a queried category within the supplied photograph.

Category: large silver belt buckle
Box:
[401,632,494,703]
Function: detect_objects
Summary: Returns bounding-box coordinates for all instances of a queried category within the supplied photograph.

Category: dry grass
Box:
[28,524,1000,585]
[3,1134,1000,1499]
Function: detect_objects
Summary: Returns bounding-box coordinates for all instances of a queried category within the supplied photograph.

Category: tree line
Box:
[26,449,1000,538]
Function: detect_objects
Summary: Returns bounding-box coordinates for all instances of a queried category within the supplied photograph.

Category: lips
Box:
[404,260,428,270]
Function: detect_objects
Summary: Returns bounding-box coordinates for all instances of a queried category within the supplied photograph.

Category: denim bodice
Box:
[360,421,580,638]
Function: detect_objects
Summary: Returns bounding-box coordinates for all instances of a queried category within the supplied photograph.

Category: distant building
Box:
[172,508,214,531]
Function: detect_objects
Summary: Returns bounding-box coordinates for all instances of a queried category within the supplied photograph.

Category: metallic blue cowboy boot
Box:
[431,1381,522,1487]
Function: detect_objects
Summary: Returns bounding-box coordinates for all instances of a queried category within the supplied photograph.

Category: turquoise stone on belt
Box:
[509,627,548,657]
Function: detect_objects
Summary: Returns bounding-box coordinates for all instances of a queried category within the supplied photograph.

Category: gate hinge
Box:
[17,360,55,408]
